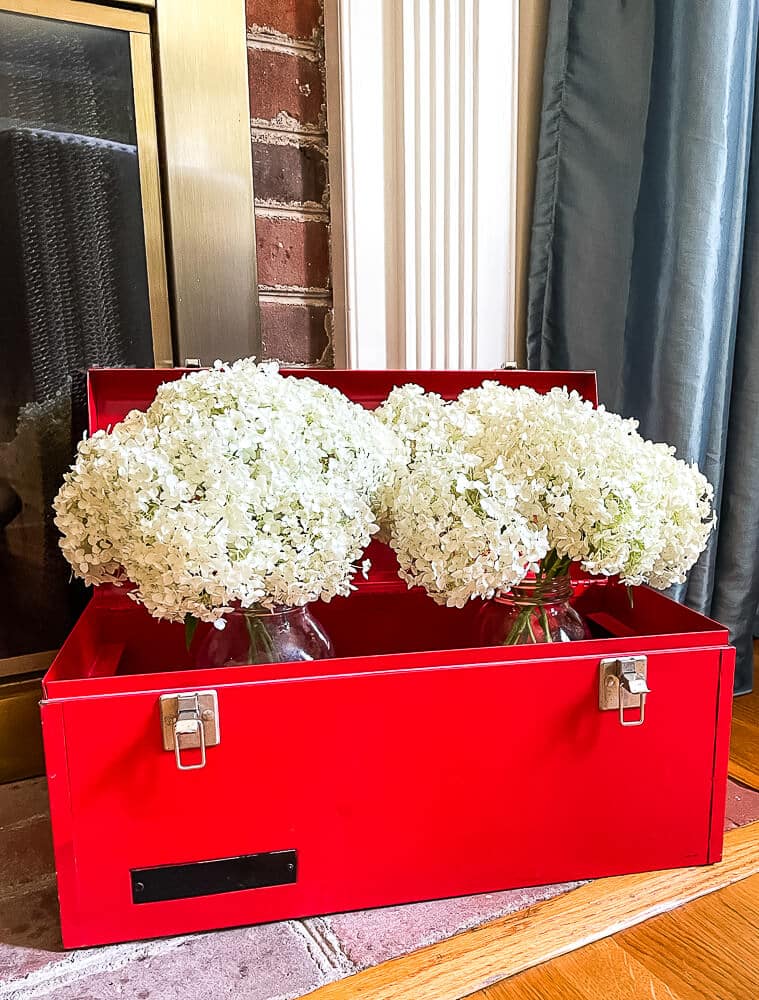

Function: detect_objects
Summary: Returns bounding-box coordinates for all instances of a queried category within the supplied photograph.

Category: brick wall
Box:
[246,0,333,367]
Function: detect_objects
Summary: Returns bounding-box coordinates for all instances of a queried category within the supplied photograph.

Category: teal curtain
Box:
[528,0,759,693]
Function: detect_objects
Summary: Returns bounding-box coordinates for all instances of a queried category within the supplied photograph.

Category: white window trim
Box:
[325,0,519,370]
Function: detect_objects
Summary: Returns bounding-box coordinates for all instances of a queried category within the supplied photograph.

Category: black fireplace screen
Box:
[0,10,157,661]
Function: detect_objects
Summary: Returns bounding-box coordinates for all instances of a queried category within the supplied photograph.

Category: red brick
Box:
[255,216,330,289]
[260,301,332,365]
[248,48,325,127]
[40,922,329,999]
[246,0,322,40]
[724,778,759,827]
[253,141,327,206]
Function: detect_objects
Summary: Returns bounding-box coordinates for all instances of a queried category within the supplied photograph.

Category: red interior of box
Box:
[44,577,727,698]
[44,367,726,698]
[86,367,600,431]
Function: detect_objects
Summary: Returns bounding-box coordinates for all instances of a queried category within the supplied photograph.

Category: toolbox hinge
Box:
[598,656,650,727]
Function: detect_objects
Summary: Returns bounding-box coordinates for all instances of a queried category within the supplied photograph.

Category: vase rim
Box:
[237,604,304,617]
[495,572,573,606]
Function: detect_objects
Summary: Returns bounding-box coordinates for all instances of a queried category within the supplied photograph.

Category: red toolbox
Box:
[41,368,735,948]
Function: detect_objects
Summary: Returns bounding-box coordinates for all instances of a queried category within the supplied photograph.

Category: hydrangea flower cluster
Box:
[375,382,715,607]
[54,360,402,623]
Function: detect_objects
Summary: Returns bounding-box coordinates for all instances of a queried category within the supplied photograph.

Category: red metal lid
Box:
[86,367,598,434]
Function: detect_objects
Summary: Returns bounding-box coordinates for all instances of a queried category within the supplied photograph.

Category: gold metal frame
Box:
[0,675,46,783]
[130,29,173,366]
[0,650,57,681]
[155,0,260,364]
[2,0,149,31]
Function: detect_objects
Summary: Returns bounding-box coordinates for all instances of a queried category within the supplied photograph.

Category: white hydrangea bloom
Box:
[377,381,715,604]
[390,451,548,607]
[54,360,403,623]
[375,384,479,462]
[373,384,483,539]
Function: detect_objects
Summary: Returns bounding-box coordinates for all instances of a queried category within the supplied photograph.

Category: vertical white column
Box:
[473,0,519,367]
[326,0,519,370]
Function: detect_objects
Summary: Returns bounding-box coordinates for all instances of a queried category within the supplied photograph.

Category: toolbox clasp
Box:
[159,691,220,770]
[598,656,650,728]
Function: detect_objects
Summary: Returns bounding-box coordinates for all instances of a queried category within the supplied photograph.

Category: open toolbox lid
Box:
[86,367,599,434]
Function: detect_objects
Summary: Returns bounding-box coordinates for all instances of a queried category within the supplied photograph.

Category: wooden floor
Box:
[730,641,759,788]
[307,823,759,1000]
[475,868,759,1000]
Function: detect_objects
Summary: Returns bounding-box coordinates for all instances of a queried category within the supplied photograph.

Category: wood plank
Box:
[618,876,759,1000]
[552,940,682,1000]
[730,760,759,789]
[483,938,686,1000]
[730,686,759,790]
[481,872,759,1000]
[305,823,759,1000]
[733,688,759,726]
[481,962,589,1000]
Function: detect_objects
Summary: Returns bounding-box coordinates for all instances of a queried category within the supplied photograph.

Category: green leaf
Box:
[184,614,199,651]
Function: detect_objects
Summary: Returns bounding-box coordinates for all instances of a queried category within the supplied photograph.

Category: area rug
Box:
[1,777,758,1000]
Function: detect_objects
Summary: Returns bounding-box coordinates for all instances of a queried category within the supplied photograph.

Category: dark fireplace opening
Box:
[0,9,156,659]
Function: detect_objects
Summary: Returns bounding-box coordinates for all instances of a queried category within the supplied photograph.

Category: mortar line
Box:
[255,202,330,222]
[258,287,333,303]
[247,29,322,60]
[293,918,356,978]
[252,119,328,144]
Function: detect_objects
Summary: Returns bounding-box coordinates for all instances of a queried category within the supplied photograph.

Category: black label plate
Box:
[131,849,297,904]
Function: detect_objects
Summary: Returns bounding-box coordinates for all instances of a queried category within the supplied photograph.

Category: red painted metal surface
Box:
[708,645,737,863]
[85,367,599,433]
[41,368,734,948]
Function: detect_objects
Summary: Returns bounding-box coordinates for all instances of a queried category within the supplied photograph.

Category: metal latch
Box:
[599,656,650,727]
[159,691,220,770]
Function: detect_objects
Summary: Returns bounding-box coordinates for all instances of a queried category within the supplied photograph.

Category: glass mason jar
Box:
[478,572,591,645]
[191,605,334,668]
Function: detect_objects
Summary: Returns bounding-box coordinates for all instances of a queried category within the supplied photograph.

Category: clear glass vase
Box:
[478,572,591,645]
[191,605,334,668]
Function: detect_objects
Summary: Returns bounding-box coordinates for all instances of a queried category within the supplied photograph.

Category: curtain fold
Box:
[528,0,759,693]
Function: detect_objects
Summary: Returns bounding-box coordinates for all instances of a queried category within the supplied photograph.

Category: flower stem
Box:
[184,614,199,652]
[244,611,278,664]
[505,604,532,644]
[539,604,553,642]
[525,614,538,643]
[500,556,574,645]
